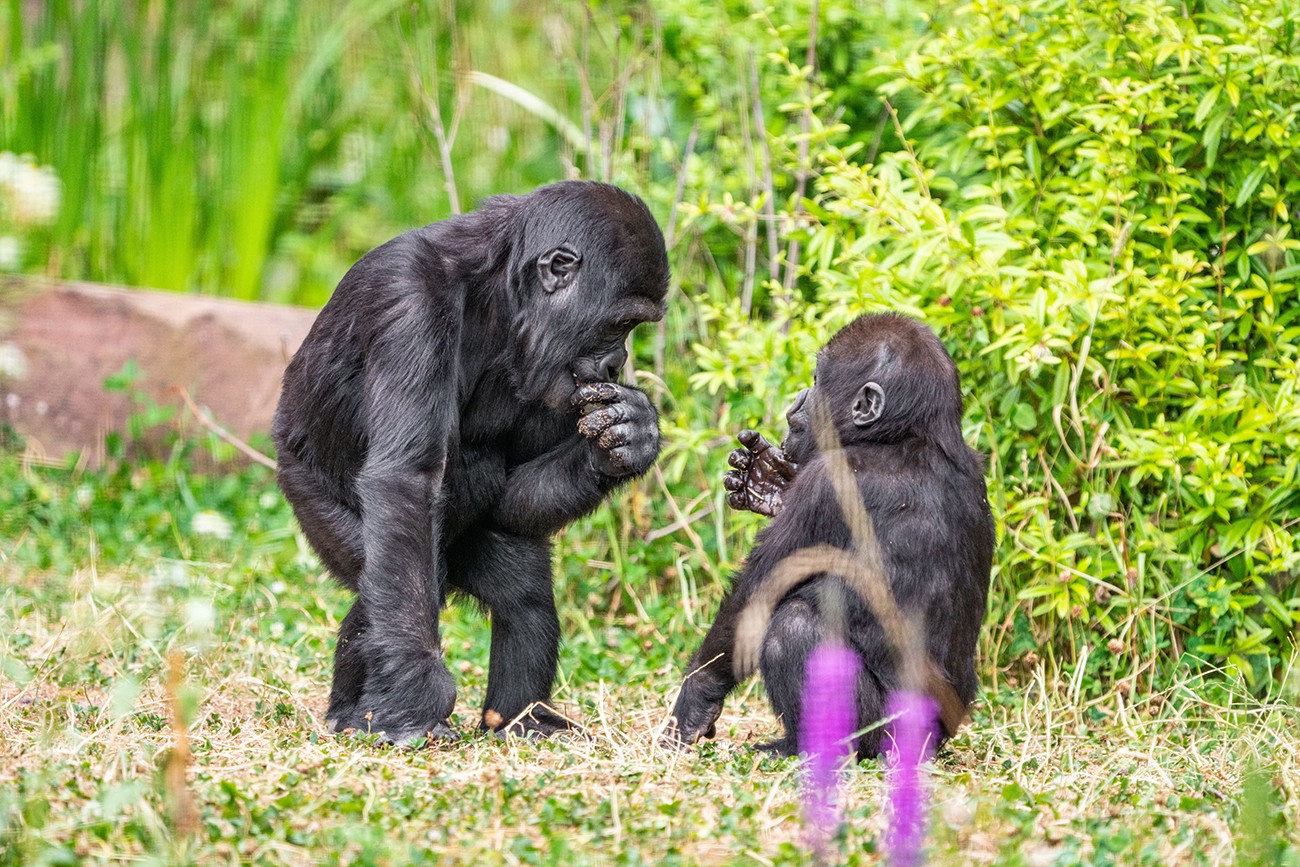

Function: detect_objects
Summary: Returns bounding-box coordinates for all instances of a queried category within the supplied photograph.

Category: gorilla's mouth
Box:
[534,370,580,410]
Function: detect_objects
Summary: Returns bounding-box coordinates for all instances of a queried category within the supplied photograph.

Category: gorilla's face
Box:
[510,183,669,411]
[781,387,814,464]
[520,253,667,410]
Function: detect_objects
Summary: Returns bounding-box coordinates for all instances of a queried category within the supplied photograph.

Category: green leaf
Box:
[1236,165,1268,208]
[1194,85,1221,126]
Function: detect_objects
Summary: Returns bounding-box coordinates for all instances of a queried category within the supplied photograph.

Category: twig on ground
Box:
[175,387,277,470]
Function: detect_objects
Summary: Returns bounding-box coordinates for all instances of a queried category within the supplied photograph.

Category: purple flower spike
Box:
[884,690,940,867]
[799,641,862,858]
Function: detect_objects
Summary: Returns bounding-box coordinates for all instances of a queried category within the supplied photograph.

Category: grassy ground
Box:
[2,540,1297,866]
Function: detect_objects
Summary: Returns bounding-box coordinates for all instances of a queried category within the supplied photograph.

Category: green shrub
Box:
[687,0,1300,688]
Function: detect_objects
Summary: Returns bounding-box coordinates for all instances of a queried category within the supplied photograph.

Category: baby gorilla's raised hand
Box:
[722,430,797,517]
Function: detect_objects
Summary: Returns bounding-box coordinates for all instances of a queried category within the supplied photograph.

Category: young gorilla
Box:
[667,313,994,759]
[273,181,669,744]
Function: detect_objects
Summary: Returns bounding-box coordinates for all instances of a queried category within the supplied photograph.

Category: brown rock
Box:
[2,278,319,466]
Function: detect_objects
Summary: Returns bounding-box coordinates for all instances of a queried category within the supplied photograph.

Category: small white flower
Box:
[941,795,976,828]
[0,153,60,226]
[0,153,18,186]
[0,235,21,270]
[1024,844,1059,867]
[185,598,216,634]
[270,580,286,595]
[0,342,26,380]
[191,510,233,540]
[146,561,191,591]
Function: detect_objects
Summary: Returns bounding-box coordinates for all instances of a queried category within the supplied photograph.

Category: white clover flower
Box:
[0,153,18,186]
[191,510,233,540]
[0,235,21,270]
[0,153,60,226]
[185,598,216,634]
[0,342,26,380]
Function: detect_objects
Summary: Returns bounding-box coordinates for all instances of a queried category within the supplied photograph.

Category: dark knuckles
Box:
[576,384,656,479]
[597,425,630,451]
[577,413,603,439]
[578,404,628,439]
[727,448,752,470]
[572,382,621,406]
[722,472,745,493]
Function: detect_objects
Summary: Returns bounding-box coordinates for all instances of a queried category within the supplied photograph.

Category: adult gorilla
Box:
[273,181,669,744]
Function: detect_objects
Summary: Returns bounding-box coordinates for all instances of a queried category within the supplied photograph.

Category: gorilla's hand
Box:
[661,681,723,749]
[574,383,660,478]
[722,430,797,517]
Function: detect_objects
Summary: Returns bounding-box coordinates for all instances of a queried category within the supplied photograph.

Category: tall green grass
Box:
[0,0,623,303]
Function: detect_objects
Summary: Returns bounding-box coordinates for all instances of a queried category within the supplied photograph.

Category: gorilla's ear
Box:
[852,382,885,427]
[538,246,582,293]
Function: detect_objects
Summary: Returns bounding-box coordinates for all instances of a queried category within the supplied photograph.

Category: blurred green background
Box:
[2,0,1299,693]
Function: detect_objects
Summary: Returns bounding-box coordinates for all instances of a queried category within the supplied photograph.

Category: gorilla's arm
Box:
[493,383,659,537]
[666,462,842,746]
[344,293,462,740]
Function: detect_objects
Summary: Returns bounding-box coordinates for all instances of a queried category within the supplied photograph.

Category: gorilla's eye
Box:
[603,318,639,338]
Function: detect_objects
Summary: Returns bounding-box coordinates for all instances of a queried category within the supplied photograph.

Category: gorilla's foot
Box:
[484,702,584,740]
[326,647,459,746]
[326,709,458,746]
[754,736,799,758]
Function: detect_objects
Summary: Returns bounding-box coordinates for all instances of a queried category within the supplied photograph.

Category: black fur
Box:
[667,313,995,760]
[273,181,669,744]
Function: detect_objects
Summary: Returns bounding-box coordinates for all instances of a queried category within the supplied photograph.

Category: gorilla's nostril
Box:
[598,349,626,382]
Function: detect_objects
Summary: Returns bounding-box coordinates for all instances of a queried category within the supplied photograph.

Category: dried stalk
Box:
[176,387,276,470]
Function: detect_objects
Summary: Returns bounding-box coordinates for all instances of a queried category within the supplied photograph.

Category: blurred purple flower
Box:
[799,641,861,858]
[885,690,939,867]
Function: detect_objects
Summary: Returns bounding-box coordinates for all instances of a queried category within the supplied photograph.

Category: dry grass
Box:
[1,562,1297,866]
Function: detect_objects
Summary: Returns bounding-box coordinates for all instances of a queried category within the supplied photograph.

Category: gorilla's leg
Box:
[326,599,369,728]
[758,596,891,760]
[757,596,823,757]
[279,449,379,732]
[276,448,365,589]
[852,672,889,761]
[448,532,573,737]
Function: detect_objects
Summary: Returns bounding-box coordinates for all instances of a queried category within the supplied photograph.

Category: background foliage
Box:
[3,0,1298,687]
[2,0,1299,862]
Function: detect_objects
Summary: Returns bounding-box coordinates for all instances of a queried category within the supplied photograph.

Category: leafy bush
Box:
[686,0,1300,687]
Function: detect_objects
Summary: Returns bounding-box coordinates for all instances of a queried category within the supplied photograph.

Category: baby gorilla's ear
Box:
[538,246,582,293]
[851,382,885,427]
